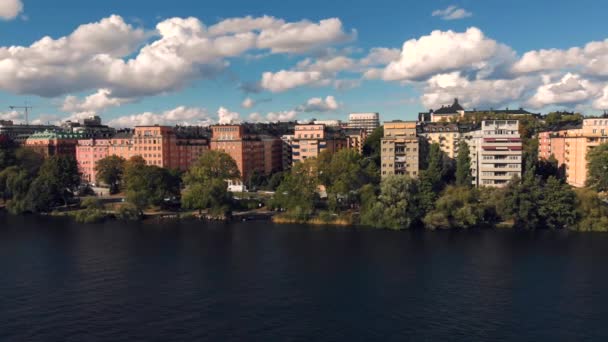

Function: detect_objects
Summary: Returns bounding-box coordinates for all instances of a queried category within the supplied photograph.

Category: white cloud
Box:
[260,70,325,92]
[527,73,601,108]
[0,15,353,100]
[296,96,340,112]
[0,110,22,122]
[421,72,538,109]
[217,106,240,124]
[432,6,472,20]
[382,27,509,81]
[241,97,255,109]
[62,89,135,113]
[248,112,263,122]
[0,0,23,20]
[108,106,212,127]
[266,110,297,122]
[359,47,401,66]
[257,18,355,54]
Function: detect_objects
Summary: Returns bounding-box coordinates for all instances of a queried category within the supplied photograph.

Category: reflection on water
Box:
[0,213,607,341]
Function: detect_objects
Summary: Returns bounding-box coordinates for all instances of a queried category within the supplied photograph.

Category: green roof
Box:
[27,130,86,140]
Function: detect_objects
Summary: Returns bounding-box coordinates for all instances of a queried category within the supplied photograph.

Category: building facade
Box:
[0,120,58,144]
[348,113,380,134]
[466,120,522,188]
[381,121,420,178]
[538,118,608,187]
[24,131,84,157]
[418,123,472,159]
[291,124,348,163]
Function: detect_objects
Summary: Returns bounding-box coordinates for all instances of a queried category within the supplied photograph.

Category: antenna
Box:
[8,104,33,125]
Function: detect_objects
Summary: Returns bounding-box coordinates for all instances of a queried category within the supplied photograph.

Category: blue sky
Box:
[1,0,608,127]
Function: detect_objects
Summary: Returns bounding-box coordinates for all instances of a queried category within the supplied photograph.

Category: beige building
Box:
[291,124,348,162]
[466,120,522,187]
[418,123,472,159]
[381,121,420,178]
[538,118,608,187]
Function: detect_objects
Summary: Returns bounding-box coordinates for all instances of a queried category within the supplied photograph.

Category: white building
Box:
[348,113,380,134]
[466,120,522,188]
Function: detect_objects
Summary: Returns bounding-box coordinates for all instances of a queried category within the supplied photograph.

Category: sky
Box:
[1,0,608,127]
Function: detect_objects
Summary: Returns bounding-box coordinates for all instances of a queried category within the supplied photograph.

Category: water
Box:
[1,213,607,341]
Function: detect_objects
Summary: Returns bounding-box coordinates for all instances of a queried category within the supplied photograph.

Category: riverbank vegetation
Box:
[2,122,608,231]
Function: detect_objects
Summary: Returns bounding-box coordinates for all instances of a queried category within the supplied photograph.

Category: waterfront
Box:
[1,213,607,341]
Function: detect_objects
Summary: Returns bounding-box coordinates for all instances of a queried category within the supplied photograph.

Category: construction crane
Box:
[8,105,33,125]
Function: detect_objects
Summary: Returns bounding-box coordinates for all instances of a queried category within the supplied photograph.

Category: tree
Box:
[271,158,318,220]
[362,126,383,167]
[0,135,16,171]
[503,173,543,229]
[123,156,180,214]
[29,155,81,209]
[575,188,608,231]
[360,175,421,230]
[183,150,240,184]
[423,186,484,229]
[586,143,608,191]
[537,155,565,181]
[538,176,578,229]
[419,143,448,211]
[94,155,126,194]
[455,141,472,187]
[182,151,240,216]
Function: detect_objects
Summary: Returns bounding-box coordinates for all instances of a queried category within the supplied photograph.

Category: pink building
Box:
[76,139,110,184]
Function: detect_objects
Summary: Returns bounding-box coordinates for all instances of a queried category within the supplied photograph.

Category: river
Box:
[1,212,607,341]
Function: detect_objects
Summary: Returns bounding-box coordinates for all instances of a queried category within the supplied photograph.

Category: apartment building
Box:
[76,126,209,185]
[538,118,608,187]
[210,125,282,181]
[418,123,473,159]
[24,130,84,157]
[348,113,380,134]
[291,124,348,162]
[381,121,420,178]
[466,120,522,187]
[0,121,58,143]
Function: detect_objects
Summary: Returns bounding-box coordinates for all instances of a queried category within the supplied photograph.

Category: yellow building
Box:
[418,123,470,159]
[381,121,419,178]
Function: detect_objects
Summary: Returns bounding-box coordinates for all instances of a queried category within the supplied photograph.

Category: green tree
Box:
[586,143,608,191]
[575,188,608,231]
[362,126,383,167]
[182,151,240,215]
[183,150,241,184]
[503,173,543,229]
[0,135,16,171]
[423,186,484,229]
[28,155,81,209]
[123,156,181,214]
[419,143,448,211]
[360,175,421,230]
[94,155,126,194]
[538,176,578,229]
[271,159,318,220]
[455,141,472,187]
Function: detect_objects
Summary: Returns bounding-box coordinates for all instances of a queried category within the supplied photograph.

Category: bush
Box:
[73,208,107,224]
[116,203,142,221]
[81,197,103,210]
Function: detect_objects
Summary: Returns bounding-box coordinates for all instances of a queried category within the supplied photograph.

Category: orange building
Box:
[538,118,608,187]
[210,125,283,181]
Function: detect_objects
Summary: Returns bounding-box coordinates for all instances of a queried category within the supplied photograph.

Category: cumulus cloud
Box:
[241,97,255,109]
[421,72,539,109]
[296,96,340,112]
[527,73,602,108]
[512,39,608,77]
[0,0,23,20]
[108,106,212,127]
[0,14,353,100]
[62,89,135,113]
[432,6,472,20]
[381,27,511,81]
[0,110,22,122]
[248,112,264,122]
[260,70,325,92]
[266,110,297,122]
[217,106,240,124]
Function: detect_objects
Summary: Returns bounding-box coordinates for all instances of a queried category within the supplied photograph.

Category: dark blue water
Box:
[1,212,607,341]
